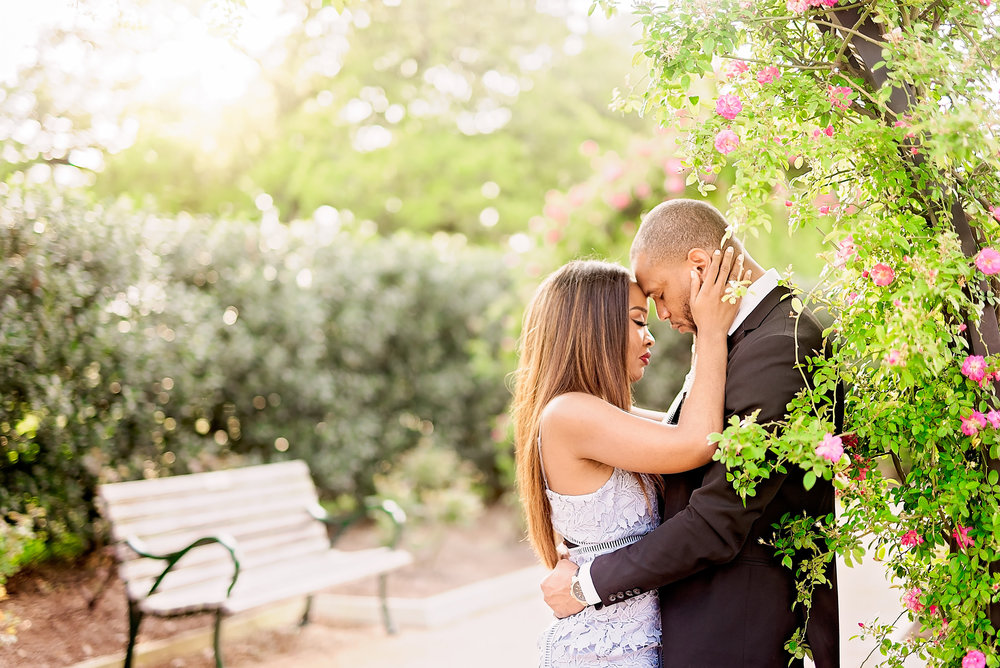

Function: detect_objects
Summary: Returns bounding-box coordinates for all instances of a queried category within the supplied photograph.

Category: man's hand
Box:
[540,558,585,618]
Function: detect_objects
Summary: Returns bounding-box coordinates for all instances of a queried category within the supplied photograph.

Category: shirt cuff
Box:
[577,561,602,605]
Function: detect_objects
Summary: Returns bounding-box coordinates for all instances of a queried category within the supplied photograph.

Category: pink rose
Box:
[902,587,923,612]
[786,0,808,11]
[606,191,631,210]
[962,355,988,383]
[816,433,844,462]
[961,414,982,436]
[886,27,903,44]
[870,263,895,286]
[975,247,1000,275]
[714,129,740,155]
[834,235,856,267]
[986,410,1000,429]
[828,85,854,110]
[901,530,924,547]
[602,162,625,183]
[818,205,830,214]
[543,203,567,223]
[885,349,904,366]
[963,649,986,668]
[757,66,781,84]
[722,60,749,79]
[715,94,743,120]
[954,524,975,550]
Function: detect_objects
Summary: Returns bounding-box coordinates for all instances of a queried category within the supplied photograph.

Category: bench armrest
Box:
[309,498,407,549]
[126,534,242,600]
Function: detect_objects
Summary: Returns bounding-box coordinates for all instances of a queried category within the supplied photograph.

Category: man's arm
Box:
[540,333,810,614]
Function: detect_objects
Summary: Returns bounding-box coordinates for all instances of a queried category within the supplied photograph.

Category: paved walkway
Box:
[217,550,920,668]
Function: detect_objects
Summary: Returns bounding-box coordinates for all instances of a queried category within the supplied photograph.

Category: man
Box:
[541,199,840,667]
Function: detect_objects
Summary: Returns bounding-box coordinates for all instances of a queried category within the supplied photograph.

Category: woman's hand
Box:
[690,246,748,338]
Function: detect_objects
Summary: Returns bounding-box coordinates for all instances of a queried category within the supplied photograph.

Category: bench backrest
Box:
[97,459,331,601]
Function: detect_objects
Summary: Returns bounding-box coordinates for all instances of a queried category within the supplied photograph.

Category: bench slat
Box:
[121,531,334,591]
[106,496,323,545]
[98,460,311,504]
[101,477,316,524]
[137,547,413,616]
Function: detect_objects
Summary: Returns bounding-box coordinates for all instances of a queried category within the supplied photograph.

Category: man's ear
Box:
[687,248,712,275]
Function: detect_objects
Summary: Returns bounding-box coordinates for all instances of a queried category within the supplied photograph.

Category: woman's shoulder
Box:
[541,392,615,433]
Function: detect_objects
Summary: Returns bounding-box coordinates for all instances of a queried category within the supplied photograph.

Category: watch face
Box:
[571,579,586,604]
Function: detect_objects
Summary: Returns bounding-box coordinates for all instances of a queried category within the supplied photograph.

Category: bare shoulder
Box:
[541,392,616,435]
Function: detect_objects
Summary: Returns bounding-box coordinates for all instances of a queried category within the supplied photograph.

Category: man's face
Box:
[632,251,696,334]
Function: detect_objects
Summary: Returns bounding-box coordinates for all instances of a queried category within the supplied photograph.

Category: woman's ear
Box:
[687,247,713,276]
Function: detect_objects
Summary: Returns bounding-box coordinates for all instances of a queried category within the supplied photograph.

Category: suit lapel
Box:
[728,286,792,349]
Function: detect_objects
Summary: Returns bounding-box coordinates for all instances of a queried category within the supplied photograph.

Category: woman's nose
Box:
[645,330,655,347]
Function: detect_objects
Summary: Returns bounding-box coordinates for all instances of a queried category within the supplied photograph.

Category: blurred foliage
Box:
[0,184,516,564]
[2,0,656,241]
[373,437,485,526]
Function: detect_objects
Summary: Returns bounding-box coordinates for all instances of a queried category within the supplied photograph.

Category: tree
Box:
[598,0,1000,664]
[4,0,655,241]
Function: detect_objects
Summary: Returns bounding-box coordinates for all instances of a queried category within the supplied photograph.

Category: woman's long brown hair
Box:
[512,260,654,568]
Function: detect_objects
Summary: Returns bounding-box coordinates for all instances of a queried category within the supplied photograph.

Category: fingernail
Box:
[714,250,721,255]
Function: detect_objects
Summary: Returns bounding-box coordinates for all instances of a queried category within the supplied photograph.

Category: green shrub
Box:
[0,184,516,576]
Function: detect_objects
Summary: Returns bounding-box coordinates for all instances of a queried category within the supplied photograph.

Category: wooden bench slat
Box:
[106,497,323,545]
[100,478,316,524]
[137,547,413,616]
[121,532,334,590]
[98,460,311,504]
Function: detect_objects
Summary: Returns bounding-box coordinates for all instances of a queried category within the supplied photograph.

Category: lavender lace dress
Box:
[538,441,661,667]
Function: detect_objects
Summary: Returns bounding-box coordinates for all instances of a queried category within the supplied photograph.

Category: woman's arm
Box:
[542,249,745,475]
[629,406,671,422]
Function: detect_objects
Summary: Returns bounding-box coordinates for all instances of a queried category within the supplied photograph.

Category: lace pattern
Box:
[538,466,661,667]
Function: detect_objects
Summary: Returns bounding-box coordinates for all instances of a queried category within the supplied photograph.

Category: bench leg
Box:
[124,600,143,668]
[213,610,225,668]
[378,573,397,635]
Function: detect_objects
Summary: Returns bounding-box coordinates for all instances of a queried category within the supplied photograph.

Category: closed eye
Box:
[632,319,648,328]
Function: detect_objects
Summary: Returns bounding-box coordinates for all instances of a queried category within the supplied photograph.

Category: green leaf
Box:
[803,471,816,490]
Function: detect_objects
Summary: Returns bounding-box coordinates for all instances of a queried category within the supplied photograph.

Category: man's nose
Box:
[654,302,669,321]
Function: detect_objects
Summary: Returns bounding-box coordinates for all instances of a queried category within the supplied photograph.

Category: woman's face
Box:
[627,281,655,383]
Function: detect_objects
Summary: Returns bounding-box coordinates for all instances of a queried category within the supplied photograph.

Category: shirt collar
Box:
[727,268,780,336]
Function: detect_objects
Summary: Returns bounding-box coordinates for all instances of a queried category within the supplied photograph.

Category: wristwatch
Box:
[570,570,588,606]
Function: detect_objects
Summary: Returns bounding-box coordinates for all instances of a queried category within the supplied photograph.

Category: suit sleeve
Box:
[589,333,808,605]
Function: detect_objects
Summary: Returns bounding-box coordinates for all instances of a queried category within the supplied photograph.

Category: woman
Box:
[512,249,745,667]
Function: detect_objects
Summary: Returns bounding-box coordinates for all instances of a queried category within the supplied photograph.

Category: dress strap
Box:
[537,432,550,489]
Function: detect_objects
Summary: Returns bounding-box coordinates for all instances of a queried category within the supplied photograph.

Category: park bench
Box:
[95,459,413,668]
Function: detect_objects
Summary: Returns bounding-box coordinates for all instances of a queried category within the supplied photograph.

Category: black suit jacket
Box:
[589,286,840,668]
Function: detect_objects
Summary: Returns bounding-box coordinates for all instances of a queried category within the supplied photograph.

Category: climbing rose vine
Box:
[597,0,1000,664]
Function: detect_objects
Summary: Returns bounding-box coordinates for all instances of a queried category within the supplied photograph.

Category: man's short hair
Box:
[630,199,738,266]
